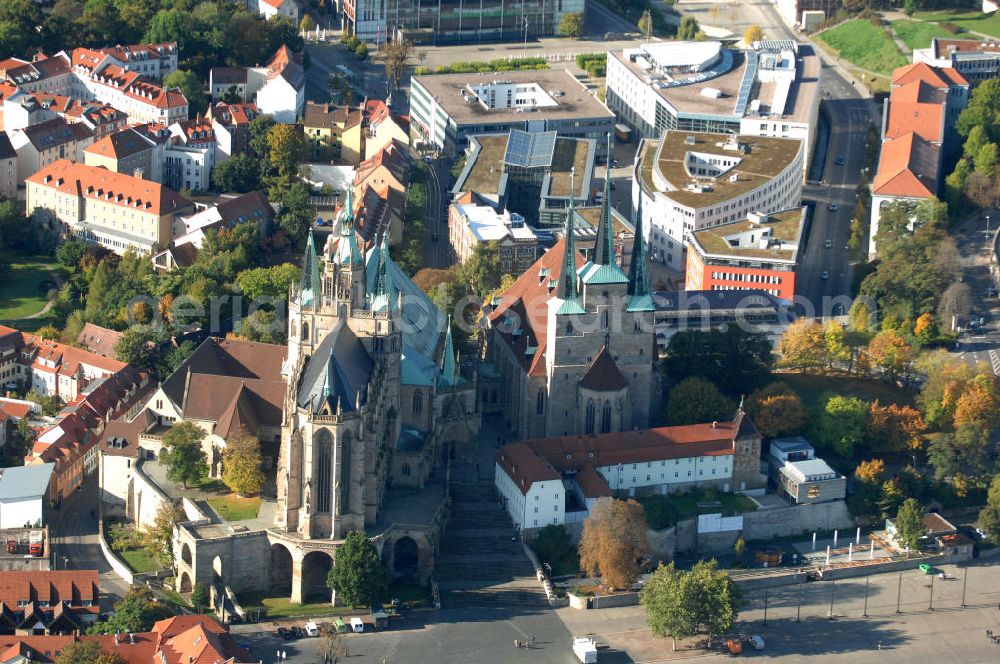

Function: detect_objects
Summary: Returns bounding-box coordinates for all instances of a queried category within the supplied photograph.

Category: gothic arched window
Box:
[314,429,333,513]
[301,321,309,341]
[601,401,612,434]
[585,401,595,434]
[412,391,422,414]
[536,389,545,415]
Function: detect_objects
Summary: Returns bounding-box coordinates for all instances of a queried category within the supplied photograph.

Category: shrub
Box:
[355,43,368,60]
[941,22,961,35]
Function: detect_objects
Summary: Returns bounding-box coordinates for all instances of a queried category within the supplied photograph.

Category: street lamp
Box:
[522,16,529,59]
[62,556,68,570]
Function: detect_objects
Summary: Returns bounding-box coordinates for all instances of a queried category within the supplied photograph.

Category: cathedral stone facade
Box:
[486,160,659,440]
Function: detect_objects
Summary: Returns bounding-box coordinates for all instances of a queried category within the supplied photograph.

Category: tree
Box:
[276,182,315,246]
[956,78,1000,141]
[557,12,584,39]
[666,377,734,426]
[744,25,763,45]
[928,422,994,491]
[160,421,208,488]
[734,537,745,557]
[641,560,742,651]
[856,458,886,484]
[677,15,700,40]
[300,14,315,32]
[114,326,159,372]
[811,394,869,456]
[638,10,653,41]
[57,238,87,270]
[579,498,649,590]
[824,321,852,368]
[267,124,308,182]
[747,383,807,439]
[88,586,172,634]
[530,524,579,575]
[913,312,937,345]
[384,38,414,91]
[163,70,207,117]
[978,474,1000,543]
[867,329,912,382]
[894,498,924,549]
[212,153,262,193]
[663,327,772,396]
[144,503,182,567]
[190,582,209,611]
[903,0,921,17]
[953,373,1000,430]
[975,142,998,177]
[235,263,301,301]
[456,241,502,299]
[327,531,388,607]
[354,43,368,60]
[866,401,925,456]
[232,309,285,344]
[56,641,126,664]
[222,429,265,496]
[778,319,826,370]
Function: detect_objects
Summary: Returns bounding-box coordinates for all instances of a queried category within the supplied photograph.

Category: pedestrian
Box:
[877,641,882,651]
[514,639,520,649]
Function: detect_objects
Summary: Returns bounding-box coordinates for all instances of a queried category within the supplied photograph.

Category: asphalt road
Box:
[49,475,130,611]
[423,157,452,269]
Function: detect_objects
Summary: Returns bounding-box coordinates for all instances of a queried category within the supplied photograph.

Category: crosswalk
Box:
[990,349,1000,375]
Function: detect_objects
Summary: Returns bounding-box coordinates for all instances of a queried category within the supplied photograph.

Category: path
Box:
[23,268,62,319]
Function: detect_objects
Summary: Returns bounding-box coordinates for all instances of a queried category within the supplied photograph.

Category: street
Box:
[48,475,130,611]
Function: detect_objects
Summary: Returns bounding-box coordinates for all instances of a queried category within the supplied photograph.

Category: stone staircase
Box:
[436,482,551,610]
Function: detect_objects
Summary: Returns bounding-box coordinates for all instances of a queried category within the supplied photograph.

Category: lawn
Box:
[0,258,57,320]
[119,547,159,574]
[817,19,908,76]
[914,10,1000,39]
[240,594,349,618]
[775,371,915,412]
[387,581,432,609]
[891,19,960,50]
[639,489,757,530]
[206,494,261,521]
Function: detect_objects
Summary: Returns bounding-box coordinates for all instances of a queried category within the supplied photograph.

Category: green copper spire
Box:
[371,233,395,312]
[556,168,580,302]
[627,188,654,311]
[593,133,615,267]
[299,230,320,308]
[335,187,363,266]
[439,315,459,387]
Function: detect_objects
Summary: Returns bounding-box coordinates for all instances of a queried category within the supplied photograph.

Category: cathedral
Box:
[276,190,481,540]
[486,150,659,440]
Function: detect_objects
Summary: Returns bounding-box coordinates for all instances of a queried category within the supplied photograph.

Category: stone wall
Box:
[132,458,169,529]
[186,528,271,595]
[742,500,853,542]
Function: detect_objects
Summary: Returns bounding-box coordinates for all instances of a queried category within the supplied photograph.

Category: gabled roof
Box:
[0,464,54,501]
[891,61,968,88]
[84,126,154,160]
[17,117,92,152]
[354,139,411,190]
[266,45,304,91]
[210,101,258,127]
[76,323,123,358]
[0,133,14,161]
[872,132,940,198]
[884,97,944,143]
[296,320,372,414]
[578,346,628,392]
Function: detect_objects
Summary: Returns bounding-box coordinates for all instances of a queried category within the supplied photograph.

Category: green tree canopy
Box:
[677,15,700,40]
[666,377,734,426]
[114,326,160,372]
[212,153,262,193]
[160,421,208,488]
[927,422,994,489]
[56,640,126,664]
[978,474,1000,543]
[327,531,388,607]
[87,586,172,635]
[894,497,925,549]
[557,12,584,39]
[222,429,265,496]
[811,394,869,456]
[662,326,772,396]
[641,559,742,651]
[456,240,502,299]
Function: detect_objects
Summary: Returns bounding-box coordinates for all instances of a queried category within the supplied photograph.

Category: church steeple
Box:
[556,168,580,303]
[627,189,654,311]
[593,133,615,267]
[299,230,320,308]
[439,315,459,387]
[334,187,363,267]
[370,234,395,312]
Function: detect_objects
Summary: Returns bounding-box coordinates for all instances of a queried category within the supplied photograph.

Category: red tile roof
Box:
[892,62,968,88]
[578,346,628,392]
[872,132,940,198]
[27,160,192,216]
[210,102,258,127]
[0,571,98,614]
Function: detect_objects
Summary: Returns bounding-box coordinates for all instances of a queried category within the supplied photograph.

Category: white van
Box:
[303,621,318,637]
[350,617,365,633]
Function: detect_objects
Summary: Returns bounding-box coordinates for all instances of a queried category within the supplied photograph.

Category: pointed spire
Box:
[593,133,615,267]
[556,168,580,302]
[299,230,319,307]
[372,233,394,311]
[323,351,334,399]
[627,188,651,299]
[335,187,363,266]
[440,315,458,387]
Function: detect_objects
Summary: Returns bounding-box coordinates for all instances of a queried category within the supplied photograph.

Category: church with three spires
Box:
[485,138,659,441]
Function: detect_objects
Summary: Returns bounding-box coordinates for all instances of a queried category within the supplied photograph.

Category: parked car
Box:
[748,635,765,650]
[725,638,743,656]
[828,202,839,212]
[303,621,319,637]
[824,239,832,248]
[821,271,829,280]
[835,155,845,166]
[350,617,365,633]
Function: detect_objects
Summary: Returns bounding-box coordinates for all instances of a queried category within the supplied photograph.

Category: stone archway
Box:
[393,537,419,578]
[181,543,192,565]
[212,556,223,586]
[300,551,333,604]
[178,572,192,593]
[268,543,293,597]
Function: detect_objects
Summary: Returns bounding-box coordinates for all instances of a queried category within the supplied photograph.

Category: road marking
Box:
[989,349,1000,375]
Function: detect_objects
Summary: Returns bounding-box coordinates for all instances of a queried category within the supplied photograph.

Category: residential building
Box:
[209,102,258,165]
[82,42,178,81]
[302,101,363,162]
[685,208,806,300]
[449,199,538,274]
[75,323,123,359]
[207,46,304,124]
[9,117,93,182]
[495,409,763,531]
[410,69,614,157]
[651,289,793,350]
[353,182,404,247]
[0,55,75,96]
[869,63,969,256]
[0,464,53,528]
[67,52,187,125]
[773,0,842,28]
[0,570,98,634]
[249,0,301,21]
[451,130,597,227]
[83,125,162,181]
[0,132,15,199]
[606,40,820,165]
[164,117,216,192]
[913,37,1000,85]
[363,99,410,160]
[0,614,253,663]
[634,131,804,268]
[354,139,411,196]
[343,0,583,45]
[484,172,656,441]
[1,91,125,138]
[768,437,845,504]
[26,160,194,255]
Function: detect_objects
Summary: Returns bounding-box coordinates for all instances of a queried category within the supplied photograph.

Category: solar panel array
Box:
[735,50,758,117]
[503,129,557,168]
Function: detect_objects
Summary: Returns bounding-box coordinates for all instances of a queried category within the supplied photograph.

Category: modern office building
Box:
[606,40,820,163]
[343,0,583,45]
[651,289,793,350]
[410,69,614,158]
[913,38,1000,86]
[634,131,804,269]
[685,207,806,300]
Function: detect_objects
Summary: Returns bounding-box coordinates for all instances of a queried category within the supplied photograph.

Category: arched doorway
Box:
[181,543,192,565]
[268,544,293,597]
[178,572,192,593]
[212,556,223,586]
[393,537,418,578]
[300,551,333,604]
